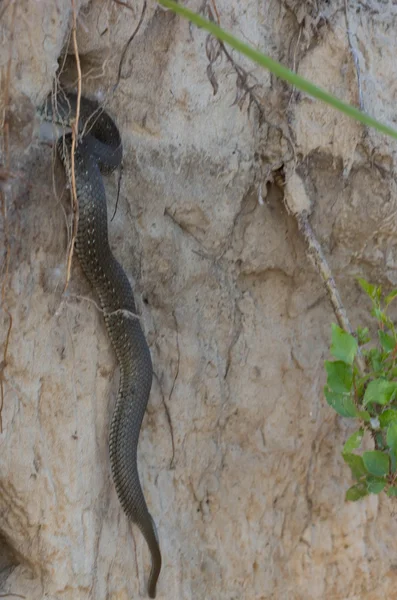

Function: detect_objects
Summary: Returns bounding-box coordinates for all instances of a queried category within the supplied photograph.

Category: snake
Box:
[40,91,161,598]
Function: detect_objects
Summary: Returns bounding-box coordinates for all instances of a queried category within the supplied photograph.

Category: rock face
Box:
[2,0,397,598]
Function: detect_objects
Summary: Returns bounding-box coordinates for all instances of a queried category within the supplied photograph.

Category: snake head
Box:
[37,91,77,144]
[38,91,79,126]
[37,90,122,169]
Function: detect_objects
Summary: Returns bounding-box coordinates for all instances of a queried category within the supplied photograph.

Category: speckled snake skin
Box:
[41,92,161,598]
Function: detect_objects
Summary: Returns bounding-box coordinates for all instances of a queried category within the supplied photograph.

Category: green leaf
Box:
[354,375,366,400]
[324,387,357,418]
[343,453,367,480]
[330,324,358,365]
[379,409,397,427]
[357,326,370,346]
[343,429,364,454]
[387,486,397,497]
[362,451,390,476]
[367,348,383,372]
[389,366,397,379]
[387,423,397,456]
[358,279,379,300]
[385,289,397,307]
[372,307,393,329]
[356,410,371,422]
[379,330,395,353]
[366,477,386,494]
[345,483,369,501]
[325,361,353,393]
[372,306,384,321]
[363,379,397,406]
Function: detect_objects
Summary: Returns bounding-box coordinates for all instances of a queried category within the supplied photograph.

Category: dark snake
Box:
[41,92,161,598]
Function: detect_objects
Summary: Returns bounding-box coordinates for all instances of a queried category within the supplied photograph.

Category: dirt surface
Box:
[1,1,397,598]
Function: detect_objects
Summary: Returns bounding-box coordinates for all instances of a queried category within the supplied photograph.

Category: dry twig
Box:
[64,0,82,293]
[210,0,220,23]
[0,310,12,432]
[64,293,140,322]
[344,0,364,112]
[1,0,17,170]
[0,0,17,432]
[112,0,134,11]
[297,211,366,375]
[166,310,180,468]
[114,0,147,90]
[203,5,264,120]
[153,369,176,470]
[278,171,365,373]
[0,0,12,21]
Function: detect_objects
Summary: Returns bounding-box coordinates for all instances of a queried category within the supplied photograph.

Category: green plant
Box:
[324,279,397,501]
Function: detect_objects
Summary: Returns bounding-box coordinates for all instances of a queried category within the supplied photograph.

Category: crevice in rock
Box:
[0,532,20,590]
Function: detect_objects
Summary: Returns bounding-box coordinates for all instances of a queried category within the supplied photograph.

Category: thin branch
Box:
[0,310,12,432]
[112,0,134,11]
[0,0,12,22]
[287,24,303,110]
[114,0,147,90]
[0,0,17,433]
[64,293,140,321]
[153,370,176,470]
[209,0,220,24]
[64,0,82,293]
[344,0,364,112]
[166,310,180,468]
[206,5,264,121]
[64,293,105,314]
[108,308,140,321]
[297,211,366,375]
[1,0,17,170]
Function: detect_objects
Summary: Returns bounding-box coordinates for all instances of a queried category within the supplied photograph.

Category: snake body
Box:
[42,92,161,597]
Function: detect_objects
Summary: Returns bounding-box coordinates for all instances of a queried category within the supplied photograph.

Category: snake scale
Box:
[41,92,161,598]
